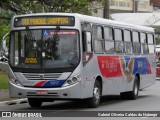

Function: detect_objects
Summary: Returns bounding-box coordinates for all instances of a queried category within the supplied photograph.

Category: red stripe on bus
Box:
[146,58,152,74]
[34,81,46,87]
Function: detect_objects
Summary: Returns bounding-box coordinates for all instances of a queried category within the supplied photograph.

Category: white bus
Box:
[1,13,156,108]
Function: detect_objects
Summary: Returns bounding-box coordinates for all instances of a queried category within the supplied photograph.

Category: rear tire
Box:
[28,98,42,108]
[120,92,128,100]
[87,80,101,108]
[120,76,139,100]
[128,76,139,99]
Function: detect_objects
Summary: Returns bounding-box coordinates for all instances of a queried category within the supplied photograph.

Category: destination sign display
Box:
[14,16,75,27]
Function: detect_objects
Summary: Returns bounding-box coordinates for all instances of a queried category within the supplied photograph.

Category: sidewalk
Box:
[0,89,27,105]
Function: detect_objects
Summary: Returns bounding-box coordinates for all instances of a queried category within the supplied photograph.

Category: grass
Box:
[0,71,9,90]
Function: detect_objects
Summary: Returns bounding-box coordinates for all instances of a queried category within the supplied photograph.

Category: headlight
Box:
[9,76,22,86]
[63,74,81,87]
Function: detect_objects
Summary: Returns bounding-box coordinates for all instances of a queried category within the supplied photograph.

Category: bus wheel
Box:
[87,80,101,108]
[120,76,139,100]
[128,76,139,99]
[28,98,42,107]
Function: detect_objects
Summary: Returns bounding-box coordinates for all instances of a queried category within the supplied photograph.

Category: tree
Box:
[0,0,104,48]
[0,0,103,15]
[156,37,160,45]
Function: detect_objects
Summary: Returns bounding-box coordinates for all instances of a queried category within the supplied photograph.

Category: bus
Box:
[1,13,156,108]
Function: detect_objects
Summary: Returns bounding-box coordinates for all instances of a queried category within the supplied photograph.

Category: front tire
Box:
[28,98,42,108]
[87,80,101,108]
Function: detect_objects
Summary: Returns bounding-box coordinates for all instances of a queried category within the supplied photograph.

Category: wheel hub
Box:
[94,87,100,102]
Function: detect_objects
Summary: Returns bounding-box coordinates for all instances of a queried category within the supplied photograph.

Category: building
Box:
[150,0,160,10]
[92,0,153,18]
[110,0,152,13]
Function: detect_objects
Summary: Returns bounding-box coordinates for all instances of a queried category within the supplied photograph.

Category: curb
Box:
[0,98,28,105]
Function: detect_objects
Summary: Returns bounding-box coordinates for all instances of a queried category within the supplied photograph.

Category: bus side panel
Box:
[81,55,117,98]
[81,55,99,98]
[139,55,156,89]
[82,55,128,98]
[96,55,156,93]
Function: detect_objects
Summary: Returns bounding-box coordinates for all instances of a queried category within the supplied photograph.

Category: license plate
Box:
[36,90,48,95]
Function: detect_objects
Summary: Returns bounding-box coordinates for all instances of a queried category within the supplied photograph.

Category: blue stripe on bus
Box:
[42,80,65,87]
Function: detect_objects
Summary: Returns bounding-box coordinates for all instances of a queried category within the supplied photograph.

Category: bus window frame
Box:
[140,32,149,55]
[92,24,104,54]
[81,22,92,53]
[104,26,115,54]
[132,30,141,55]
[123,29,133,55]
[114,28,124,54]
[147,33,155,54]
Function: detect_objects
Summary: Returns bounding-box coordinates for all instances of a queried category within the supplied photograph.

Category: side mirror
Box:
[83,32,92,52]
[1,32,9,58]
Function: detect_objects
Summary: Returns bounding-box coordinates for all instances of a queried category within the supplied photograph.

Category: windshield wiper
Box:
[25,26,36,48]
[53,26,60,41]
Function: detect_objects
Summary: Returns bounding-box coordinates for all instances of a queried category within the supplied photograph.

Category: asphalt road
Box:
[0,80,160,119]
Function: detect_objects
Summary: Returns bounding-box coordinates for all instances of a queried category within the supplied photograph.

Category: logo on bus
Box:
[39,74,44,79]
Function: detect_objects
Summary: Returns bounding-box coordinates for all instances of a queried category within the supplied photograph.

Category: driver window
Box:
[82,23,92,53]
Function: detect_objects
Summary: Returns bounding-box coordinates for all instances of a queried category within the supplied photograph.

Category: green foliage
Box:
[0,0,104,15]
[156,37,160,45]
[0,72,8,90]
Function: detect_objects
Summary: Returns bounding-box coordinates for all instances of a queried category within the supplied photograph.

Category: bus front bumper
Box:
[9,81,83,99]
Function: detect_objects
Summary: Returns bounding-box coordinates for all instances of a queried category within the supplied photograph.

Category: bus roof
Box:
[12,13,154,33]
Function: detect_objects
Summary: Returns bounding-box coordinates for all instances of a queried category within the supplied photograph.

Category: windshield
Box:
[10,29,80,69]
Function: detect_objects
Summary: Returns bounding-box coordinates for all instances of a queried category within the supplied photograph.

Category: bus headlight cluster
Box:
[9,76,22,86]
[63,74,81,87]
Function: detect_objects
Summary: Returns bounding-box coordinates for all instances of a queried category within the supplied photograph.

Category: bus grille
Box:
[22,73,62,80]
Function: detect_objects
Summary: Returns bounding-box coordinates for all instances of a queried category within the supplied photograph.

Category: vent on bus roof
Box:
[23,73,62,80]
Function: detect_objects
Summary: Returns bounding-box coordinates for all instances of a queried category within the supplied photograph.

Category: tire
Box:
[87,80,101,108]
[28,98,42,108]
[128,76,139,99]
[120,76,139,100]
[120,92,128,100]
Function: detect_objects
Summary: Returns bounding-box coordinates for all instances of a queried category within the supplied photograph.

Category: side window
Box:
[104,27,113,40]
[93,25,103,53]
[133,31,140,54]
[82,23,93,65]
[82,23,92,52]
[114,29,123,53]
[104,27,114,53]
[147,34,154,44]
[140,33,148,54]
[115,29,122,41]
[124,30,132,54]
[147,33,154,54]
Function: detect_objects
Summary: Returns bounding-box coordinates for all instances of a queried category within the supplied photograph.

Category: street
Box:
[0,80,160,113]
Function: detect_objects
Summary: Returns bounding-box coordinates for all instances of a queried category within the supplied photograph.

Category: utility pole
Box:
[133,0,139,13]
[103,0,110,19]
